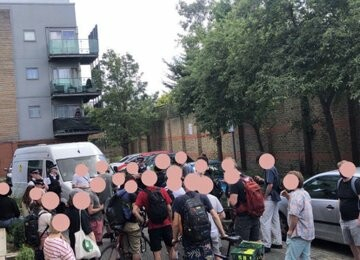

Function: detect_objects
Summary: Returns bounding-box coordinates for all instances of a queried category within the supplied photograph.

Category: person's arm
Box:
[280,190,290,200]
[172,212,181,244]
[132,204,144,224]
[210,209,227,237]
[287,214,298,237]
[218,210,226,220]
[87,202,104,215]
[167,204,173,223]
[264,183,273,198]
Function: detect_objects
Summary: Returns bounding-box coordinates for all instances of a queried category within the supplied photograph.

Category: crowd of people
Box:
[0,153,359,260]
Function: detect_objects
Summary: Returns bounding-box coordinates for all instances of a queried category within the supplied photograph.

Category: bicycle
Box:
[100,220,150,259]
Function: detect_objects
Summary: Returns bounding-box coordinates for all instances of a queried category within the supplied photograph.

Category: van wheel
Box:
[280,212,288,241]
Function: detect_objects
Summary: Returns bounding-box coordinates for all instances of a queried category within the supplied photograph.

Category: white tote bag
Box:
[74,210,101,259]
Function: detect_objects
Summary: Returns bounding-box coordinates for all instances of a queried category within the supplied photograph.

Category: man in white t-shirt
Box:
[207,193,226,260]
[72,173,90,189]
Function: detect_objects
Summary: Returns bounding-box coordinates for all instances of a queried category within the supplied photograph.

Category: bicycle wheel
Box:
[100,243,121,260]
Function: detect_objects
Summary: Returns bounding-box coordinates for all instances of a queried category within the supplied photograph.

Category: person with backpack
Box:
[133,184,176,260]
[336,160,360,259]
[172,188,227,260]
[280,171,314,260]
[229,167,264,243]
[24,198,52,260]
[106,175,141,260]
[257,155,282,253]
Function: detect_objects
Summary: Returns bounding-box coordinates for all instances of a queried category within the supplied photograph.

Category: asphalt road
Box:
[100,229,354,259]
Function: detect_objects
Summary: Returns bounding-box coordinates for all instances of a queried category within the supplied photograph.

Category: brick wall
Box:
[0,10,19,143]
[129,95,360,176]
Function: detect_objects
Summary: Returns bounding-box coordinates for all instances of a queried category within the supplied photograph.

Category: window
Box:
[54,105,80,118]
[26,68,39,80]
[304,175,339,200]
[28,106,41,118]
[24,30,36,41]
[28,160,43,181]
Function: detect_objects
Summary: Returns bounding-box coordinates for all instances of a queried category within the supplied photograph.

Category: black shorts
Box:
[148,225,173,252]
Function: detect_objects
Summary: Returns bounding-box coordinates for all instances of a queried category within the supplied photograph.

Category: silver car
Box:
[278,167,360,244]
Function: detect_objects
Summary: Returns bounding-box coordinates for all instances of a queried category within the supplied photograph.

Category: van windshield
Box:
[56,155,108,182]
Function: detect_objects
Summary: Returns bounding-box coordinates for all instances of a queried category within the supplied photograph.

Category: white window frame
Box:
[24,30,36,42]
[28,106,41,118]
[26,68,39,80]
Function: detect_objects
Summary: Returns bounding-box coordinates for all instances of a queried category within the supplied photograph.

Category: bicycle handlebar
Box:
[221,235,242,243]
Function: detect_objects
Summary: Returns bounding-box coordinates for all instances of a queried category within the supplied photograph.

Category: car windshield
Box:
[56,154,108,182]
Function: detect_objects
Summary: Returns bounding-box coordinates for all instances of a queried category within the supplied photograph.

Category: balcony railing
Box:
[48,39,98,64]
[53,117,101,137]
[51,77,100,101]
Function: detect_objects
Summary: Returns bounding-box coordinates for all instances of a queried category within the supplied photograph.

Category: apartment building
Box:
[0,0,101,173]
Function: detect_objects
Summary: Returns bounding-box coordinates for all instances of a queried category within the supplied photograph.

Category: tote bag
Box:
[74,210,101,259]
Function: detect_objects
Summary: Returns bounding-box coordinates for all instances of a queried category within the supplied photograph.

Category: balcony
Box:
[51,78,101,102]
[48,39,98,64]
[53,117,101,137]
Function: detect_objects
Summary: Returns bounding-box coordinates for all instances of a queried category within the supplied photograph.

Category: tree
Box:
[89,49,157,155]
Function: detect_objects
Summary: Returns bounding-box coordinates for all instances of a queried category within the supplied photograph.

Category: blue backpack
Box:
[105,189,132,228]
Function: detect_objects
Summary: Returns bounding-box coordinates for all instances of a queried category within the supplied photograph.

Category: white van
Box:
[10,142,109,201]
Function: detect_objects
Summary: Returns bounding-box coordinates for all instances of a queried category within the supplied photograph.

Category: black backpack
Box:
[24,210,50,248]
[145,188,168,224]
[182,194,211,244]
[105,190,132,229]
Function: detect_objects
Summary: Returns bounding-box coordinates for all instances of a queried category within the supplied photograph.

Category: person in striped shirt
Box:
[43,218,75,260]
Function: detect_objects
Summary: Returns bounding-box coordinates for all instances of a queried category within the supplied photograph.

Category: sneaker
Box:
[265,247,271,253]
[271,244,283,249]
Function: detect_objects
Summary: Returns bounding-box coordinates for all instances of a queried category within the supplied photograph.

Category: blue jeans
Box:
[285,236,311,260]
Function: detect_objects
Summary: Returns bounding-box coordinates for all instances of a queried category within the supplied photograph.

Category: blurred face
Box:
[50,168,58,176]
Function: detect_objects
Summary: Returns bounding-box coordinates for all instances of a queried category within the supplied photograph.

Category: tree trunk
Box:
[348,97,360,165]
[122,143,129,156]
[138,136,142,153]
[216,131,223,161]
[146,134,151,152]
[300,96,314,176]
[319,95,341,163]
[254,124,264,152]
[238,124,247,170]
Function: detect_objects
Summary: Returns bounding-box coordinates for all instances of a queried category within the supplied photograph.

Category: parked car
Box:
[110,153,140,170]
[144,152,194,169]
[112,151,171,172]
[278,167,360,244]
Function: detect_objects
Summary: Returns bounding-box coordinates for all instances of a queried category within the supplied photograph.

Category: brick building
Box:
[0,0,100,176]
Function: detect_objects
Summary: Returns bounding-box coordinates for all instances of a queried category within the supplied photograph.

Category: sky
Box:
[71,0,187,95]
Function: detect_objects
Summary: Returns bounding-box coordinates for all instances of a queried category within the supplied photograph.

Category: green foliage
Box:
[155,92,173,107]
[8,219,25,249]
[169,0,360,159]
[88,49,158,153]
[15,245,34,260]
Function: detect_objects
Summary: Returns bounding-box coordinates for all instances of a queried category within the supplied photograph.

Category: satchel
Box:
[74,210,101,259]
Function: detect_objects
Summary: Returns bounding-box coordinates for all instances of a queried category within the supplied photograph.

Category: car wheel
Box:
[279,212,288,241]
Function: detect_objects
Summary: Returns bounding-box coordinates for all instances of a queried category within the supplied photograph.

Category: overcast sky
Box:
[72,0,187,95]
